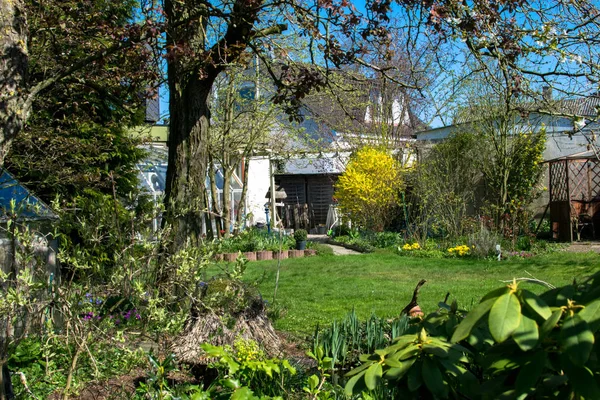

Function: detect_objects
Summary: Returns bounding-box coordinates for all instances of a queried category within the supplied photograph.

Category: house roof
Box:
[452,95,600,125]
[300,71,427,144]
[555,96,600,117]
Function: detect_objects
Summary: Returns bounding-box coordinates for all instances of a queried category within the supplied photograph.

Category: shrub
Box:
[346,274,600,399]
[468,226,501,258]
[334,146,404,231]
[363,231,401,248]
[219,229,294,253]
[330,235,375,253]
[293,229,307,242]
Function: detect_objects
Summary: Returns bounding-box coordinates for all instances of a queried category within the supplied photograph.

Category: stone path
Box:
[308,234,362,255]
[566,241,600,254]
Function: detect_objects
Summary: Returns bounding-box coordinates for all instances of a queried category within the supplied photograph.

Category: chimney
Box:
[542,86,552,102]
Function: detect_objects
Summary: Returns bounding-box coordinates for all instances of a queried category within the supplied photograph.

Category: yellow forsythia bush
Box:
[334,146,403,231]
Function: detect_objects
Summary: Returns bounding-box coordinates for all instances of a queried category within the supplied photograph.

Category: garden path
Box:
[566,241,600,253]
[308,234,362,255]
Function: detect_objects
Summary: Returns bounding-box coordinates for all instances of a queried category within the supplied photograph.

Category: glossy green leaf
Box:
[561,354,600,399]
[364,362,383,390]
[512,315,539,351]
[397,344,421,360]
[385,357,415,380]
[422,358,448,398]
[520,289,552,320]
[423,344,449,358]
[407,360,423,392]
[515,351,546,394]
[489,292,522,343]
[561,314,595,366]
[579,298,600,332]
[231,387,258,400]
[222,378,241,389]
[451,297,497,343]
[359,353,379,362]
[344,370,366,396]
[539,309,563,339]
[482,286,510,301]
[556,285,576,306]
[384,357,403,368]
[345,361,373,377]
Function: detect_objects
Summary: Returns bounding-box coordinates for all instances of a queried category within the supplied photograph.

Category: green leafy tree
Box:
[208,63,286,238]
[410,132,482,239]
[335,146,404,231]
[3,0,156,281]
[456,82,546,233]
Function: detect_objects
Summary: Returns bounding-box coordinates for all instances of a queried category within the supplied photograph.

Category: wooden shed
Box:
[548,151,600,241]
[275,174,339,230]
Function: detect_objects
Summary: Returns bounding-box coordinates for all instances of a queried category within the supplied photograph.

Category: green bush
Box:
[293,228,307,242]
[362,231,402,248]
[330,235,375,253]
[345,273,600,399]
[218,228,294,253]
[468,226,501,258]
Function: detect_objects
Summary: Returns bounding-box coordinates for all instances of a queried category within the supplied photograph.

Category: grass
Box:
[231,250,600,336]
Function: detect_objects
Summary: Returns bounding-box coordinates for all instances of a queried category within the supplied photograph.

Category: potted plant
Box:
[294,229,308,250]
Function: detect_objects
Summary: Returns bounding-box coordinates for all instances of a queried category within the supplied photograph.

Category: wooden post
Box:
[565,159,572,242]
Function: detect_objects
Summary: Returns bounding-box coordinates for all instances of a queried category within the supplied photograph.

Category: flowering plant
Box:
[401,242,421,251]
[447,245,470,256]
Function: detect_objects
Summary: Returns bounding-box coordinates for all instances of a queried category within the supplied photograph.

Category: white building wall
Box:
[246,157,271,225]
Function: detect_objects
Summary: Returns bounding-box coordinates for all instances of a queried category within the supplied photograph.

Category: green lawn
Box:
[235,250,600,336]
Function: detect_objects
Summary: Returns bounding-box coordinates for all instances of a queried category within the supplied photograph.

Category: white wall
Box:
[246,157,271,224]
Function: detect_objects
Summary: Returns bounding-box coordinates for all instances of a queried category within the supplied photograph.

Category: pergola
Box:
[548,150,600,241]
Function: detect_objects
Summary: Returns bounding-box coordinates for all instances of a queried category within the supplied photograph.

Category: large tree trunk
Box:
[162,0,218,252]
[0,0,28,168]
[0,3,28,398]
[163,74,214,250]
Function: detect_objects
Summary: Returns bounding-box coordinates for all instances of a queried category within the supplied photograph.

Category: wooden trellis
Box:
[548,151,600,241]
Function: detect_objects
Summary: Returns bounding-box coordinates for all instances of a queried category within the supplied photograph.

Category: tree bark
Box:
[162,0,284,253]
[0,3,27,397]
[162,0,218,251]
[163,73,214,250]
[0,0,28,168]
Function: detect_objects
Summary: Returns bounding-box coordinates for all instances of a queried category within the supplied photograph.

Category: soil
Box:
[47,369,145,400]
[49,331,313,400]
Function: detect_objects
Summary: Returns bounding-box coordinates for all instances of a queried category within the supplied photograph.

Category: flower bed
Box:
[215,249,316,262]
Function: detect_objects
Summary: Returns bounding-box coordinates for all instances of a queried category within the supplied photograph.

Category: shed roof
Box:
[545,150,600,163]
[0,170,58,221]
